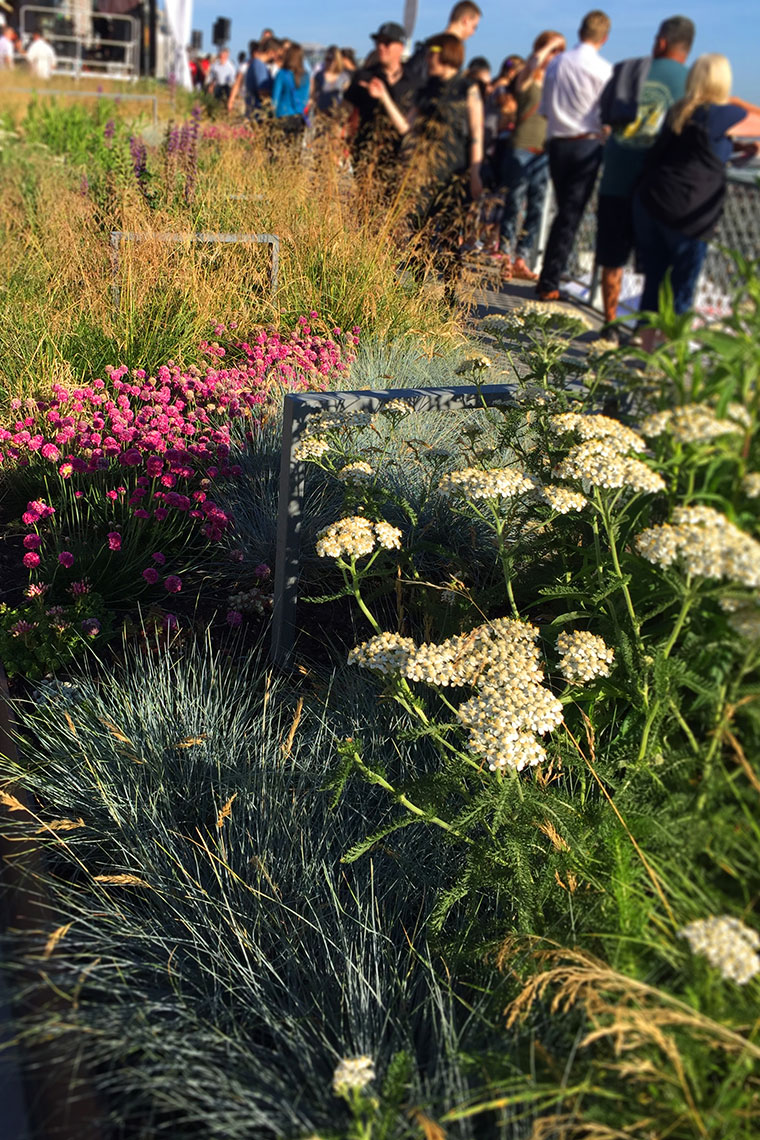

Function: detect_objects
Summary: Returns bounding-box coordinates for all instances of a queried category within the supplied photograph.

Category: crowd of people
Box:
[204,6,758,335]
[0,25,57,79]
[3,3,757,334]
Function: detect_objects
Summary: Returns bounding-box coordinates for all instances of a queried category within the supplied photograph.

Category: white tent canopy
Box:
[163,0,192,88]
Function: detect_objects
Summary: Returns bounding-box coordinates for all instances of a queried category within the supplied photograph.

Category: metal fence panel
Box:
[271,384,521,666]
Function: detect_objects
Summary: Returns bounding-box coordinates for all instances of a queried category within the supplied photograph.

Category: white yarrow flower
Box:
[640,403,746,444]
[349,617,562,773]
[636,506,760,588]
[338,461,374,483]
[455,355,492,374]
[556,630,614,683]
[315,517,401,559]
[439,466,539,501]
[742,472,760,499]
[540,485,588,513]
[332,1055,376,1095]
[293,436,330,461]
[550,412,646,454]
[679,916,760,985]
[555,440,666,494]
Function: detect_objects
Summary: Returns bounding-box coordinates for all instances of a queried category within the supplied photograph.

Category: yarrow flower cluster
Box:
[291,406,374,462]
[455,355,492,374]
[550,413,647,454]
[679,915,760,985]
[315,517,402,559]
[332,1056,376,1095]
[378,399,415,416]
[555,440,666,494]
[635,505,760,588]
[337,461,374,483]
[556,630,614,683]
[641,402,751,444]
[742,472,760,499]
[439,466,538,500]
[228,586,273,616]
[720,595,760,641]
[350,619,564,773]
[539,485,588,513]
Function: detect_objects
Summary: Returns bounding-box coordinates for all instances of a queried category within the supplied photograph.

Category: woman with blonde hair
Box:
[311,45,350,117]
[633,53,756,341]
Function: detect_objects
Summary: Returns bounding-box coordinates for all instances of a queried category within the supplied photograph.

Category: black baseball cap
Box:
[371,22,406,44]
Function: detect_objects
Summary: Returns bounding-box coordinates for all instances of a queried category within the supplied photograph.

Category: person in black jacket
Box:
[365,33,482,300]
[633,52,756,350]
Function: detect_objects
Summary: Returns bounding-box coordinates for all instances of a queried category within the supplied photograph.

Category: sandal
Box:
[511,257,538,281]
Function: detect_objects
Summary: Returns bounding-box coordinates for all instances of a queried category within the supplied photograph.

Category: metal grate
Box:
[556,170,760,319]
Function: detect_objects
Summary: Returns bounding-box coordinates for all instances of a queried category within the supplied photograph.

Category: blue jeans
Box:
[633,195,707,315]
[499,147,549,258]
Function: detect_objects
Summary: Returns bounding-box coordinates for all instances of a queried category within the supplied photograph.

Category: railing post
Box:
[271,395,307,667]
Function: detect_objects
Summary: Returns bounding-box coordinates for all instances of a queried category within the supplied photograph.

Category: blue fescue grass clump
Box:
[2,640,525,1139]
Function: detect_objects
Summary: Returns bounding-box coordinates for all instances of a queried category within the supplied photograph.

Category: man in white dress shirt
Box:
[26,31,57,79]
[536,10,612,300]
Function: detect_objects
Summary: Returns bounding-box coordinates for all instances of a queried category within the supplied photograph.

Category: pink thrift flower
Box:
[11,619,37,637]
[154,508,168,522]
[142,567,160,584]
[23,551,41,569]
[58,551,75,568]
[81,618,101,638]
[25,582,49,598]
[164,575,182,593]
[254,563,271,579]
[107,531,122,551]
[59,462,74,479]
[151,552,166,564]
[23,534,42,550]
[133,509,150,519]
[41,443,60,462]
[226,610,243,627]
[22,510,40,525]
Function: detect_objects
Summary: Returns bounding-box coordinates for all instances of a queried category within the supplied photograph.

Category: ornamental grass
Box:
[1,94,760,1140]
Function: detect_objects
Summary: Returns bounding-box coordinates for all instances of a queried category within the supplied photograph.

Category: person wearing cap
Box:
[344,22,415,178]
[364,33,482,302]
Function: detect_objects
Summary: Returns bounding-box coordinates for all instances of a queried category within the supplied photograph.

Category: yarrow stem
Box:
[593,489,640,641]
[637,577,696,763]
[345,745,473,844]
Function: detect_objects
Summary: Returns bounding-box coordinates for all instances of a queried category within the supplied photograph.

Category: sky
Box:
[189,0,760,104]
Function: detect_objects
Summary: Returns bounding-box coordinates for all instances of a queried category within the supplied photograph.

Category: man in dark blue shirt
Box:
[245,39,276,113]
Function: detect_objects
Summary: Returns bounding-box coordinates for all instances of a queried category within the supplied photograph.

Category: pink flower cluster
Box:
[4,319,358,591]
[1,320,356,475]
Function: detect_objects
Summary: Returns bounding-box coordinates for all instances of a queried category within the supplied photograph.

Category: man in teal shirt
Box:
[596,15,695,335]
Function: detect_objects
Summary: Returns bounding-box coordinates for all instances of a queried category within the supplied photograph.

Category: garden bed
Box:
[1,96,759,1140]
